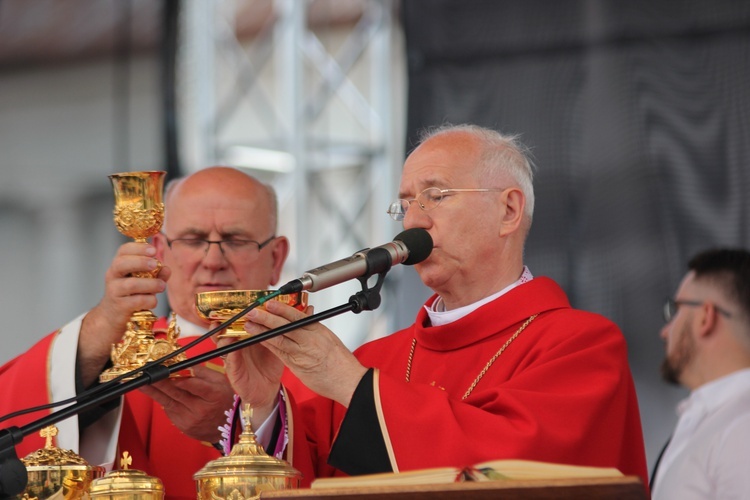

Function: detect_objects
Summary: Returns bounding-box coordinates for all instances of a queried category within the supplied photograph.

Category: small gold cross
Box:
[121,451,133,470]
[40,425,58,449]
[241,403,253,423]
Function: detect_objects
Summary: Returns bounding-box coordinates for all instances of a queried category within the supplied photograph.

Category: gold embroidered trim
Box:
[406,314,537,400]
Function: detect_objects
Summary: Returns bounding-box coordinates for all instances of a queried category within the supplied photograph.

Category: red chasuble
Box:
[282,277,649,487]
[0,318,223,500]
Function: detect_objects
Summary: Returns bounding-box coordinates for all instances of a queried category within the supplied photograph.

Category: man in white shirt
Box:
[651,248,750,499]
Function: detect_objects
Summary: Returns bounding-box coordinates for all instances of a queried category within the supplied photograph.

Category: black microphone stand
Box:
[0,251,391,497]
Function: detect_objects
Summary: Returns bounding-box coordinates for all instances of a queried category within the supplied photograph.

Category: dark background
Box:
[399,0,750,470]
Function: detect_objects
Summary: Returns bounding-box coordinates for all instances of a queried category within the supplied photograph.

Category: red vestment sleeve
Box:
[0,332,58,456]
[0,318,224,500]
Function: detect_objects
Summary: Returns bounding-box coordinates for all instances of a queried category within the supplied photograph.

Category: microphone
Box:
[278,228,433,294]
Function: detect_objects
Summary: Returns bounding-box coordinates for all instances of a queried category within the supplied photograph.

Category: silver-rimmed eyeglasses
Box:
[165,235,276,259]
[662,297,732,323]
[387,187,505,221]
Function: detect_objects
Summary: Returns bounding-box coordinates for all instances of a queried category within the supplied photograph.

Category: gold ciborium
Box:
[19,425,105,500]
[196,290,308,339]
[89,451,164,499]
[194,404,301,499]
[100,171,188,383]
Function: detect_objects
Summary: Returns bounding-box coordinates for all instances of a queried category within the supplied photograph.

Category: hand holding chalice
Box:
[100,171,189,382]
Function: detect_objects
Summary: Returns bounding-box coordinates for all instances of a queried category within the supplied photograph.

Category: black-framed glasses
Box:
[164,235,276,258]
[663,298,733,323]
[387,187,505,221]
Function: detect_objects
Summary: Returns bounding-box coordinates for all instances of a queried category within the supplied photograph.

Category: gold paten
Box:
[19,425,105,500]
[100,172,189,383]
[195,290,308,339]
[194,404,302,499]
[88,451,164,500]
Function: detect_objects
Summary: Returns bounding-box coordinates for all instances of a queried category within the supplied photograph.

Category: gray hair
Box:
[418,124,535,222]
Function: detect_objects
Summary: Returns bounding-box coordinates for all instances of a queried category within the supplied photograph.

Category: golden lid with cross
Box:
[194,404,302,499]
[20,425,105,499]
[89,451,164,499]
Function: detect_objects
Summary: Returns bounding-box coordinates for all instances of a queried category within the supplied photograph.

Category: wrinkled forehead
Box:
[400,143,482,195]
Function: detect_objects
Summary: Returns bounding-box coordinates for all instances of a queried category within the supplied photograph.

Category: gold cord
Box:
[406,336,417,382]
[406,314,537,400]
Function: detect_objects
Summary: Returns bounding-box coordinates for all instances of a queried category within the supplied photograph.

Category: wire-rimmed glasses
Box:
[387,187,505,221]
[662,297,733,323]
[165,235,276,259]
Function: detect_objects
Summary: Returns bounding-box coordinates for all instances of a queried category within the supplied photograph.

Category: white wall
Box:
[0,54,163,363]
[0,22,411,364]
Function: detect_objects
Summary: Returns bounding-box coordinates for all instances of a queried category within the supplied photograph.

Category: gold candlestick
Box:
[100,171,189,383]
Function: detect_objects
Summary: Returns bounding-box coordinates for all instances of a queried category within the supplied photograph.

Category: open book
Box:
[311,459,623,489]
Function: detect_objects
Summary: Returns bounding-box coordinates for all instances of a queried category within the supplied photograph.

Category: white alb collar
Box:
[426,266,534,327]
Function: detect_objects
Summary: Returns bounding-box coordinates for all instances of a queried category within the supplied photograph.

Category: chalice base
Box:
[215,320,255,340]
[99,311,193,383]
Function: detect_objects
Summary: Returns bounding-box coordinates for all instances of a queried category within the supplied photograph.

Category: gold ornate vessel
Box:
[18,425,105,500]
[194,404,302,499]
[88,452,164,500]
[195,290,308,339]
[100,171,189,382]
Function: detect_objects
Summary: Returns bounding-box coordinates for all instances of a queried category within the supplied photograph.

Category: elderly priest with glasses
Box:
[217,124,649,487]
[0,167,290,499]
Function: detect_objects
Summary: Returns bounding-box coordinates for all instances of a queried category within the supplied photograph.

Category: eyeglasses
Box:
[165,235,276,259]
[662,298,733,323]
[387,187,505,221]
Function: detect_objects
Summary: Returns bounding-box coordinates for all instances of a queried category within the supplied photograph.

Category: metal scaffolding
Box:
[178,0,401,348]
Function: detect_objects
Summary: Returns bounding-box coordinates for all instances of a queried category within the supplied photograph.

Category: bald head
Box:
[164,167,278,235]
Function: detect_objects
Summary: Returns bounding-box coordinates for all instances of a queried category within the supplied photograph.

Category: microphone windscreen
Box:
[394,228,433,265]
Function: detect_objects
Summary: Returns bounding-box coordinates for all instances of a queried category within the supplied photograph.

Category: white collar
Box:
[426,266,534,327]
[173,314,209,338]
[678,368,750,417]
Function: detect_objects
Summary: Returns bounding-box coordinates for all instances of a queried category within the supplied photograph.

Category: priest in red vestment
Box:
[220,124,650,489]
[0,167,290,500]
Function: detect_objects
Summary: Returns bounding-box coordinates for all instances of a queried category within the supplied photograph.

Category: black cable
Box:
[0,291,282,424]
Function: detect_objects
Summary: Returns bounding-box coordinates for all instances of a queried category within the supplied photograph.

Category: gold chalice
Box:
[110,171,165,246]
[196,290,308,339]
[100,171,189,383]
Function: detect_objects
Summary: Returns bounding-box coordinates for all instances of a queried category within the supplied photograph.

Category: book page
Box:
[470,459,623,481]
[311,460,623,489]
[311,467,464,489]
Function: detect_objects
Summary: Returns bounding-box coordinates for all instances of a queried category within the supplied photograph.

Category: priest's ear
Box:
[499,187,525,237]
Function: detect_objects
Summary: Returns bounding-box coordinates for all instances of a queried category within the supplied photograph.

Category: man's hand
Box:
[78,242,168,387]
[244,301,368,408]
[215,320,287,429]
[139,364,234,443]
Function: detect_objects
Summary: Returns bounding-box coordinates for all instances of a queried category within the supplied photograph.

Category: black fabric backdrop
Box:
[399,0,750,470]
